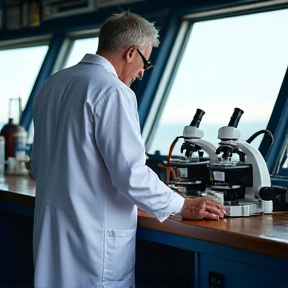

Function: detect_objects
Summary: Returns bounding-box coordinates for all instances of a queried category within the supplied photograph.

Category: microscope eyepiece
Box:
[228,108,244,128]
[190,109,205,128]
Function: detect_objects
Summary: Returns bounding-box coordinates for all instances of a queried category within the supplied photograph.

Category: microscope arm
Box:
[233,141,271,198]
[190,139,219,162]
[183,125,218,161]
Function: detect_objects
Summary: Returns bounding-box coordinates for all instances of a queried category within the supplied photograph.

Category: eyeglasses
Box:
[136,48,154,70]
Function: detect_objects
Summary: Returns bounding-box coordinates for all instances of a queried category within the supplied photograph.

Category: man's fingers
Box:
[205,198,225,210]
[202,211,220,220]
[205,205,225,218]
[203,198,226,216]
[181,197,227,220]
[203,211,227,222]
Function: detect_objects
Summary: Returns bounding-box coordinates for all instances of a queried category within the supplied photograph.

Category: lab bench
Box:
[1,175,288,288]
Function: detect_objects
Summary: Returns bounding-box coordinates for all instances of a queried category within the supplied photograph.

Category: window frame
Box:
[52,29,100,73]
[141,3,288,185]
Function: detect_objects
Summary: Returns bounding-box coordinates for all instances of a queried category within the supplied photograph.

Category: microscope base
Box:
[224,199,273,217]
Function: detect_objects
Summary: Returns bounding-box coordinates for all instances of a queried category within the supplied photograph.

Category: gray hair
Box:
[98,11,160,51]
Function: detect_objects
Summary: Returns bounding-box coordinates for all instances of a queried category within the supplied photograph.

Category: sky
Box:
[161,9,288,124]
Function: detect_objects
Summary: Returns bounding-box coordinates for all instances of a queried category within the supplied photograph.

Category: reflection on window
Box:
[278,147,288,175]
[63,37,99,69]
[273,132,288,177]
[0,45,48,129]
[147,9,288,156]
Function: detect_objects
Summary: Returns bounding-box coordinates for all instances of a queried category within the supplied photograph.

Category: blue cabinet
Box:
[200,253,287,288]
[136,227,288,288]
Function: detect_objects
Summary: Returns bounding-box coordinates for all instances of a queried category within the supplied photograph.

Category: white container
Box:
[13,126,27,161]
[7,157,16,174]
[0,136,5,177]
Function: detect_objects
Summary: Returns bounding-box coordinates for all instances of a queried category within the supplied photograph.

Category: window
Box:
[0,45,48,129]
[146,9,288,157]
[63,37,99,69]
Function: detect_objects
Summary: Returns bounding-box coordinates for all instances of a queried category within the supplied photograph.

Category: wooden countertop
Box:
[1,175,288,260]
[138,209,288,261]
[0,175,35,207]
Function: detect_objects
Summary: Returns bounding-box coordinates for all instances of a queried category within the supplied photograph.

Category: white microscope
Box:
[207,108,273,216]
[166,107,275,216]
[166,108,219,197]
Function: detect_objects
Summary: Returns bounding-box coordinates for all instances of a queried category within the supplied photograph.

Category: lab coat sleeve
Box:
[94,88,184,222]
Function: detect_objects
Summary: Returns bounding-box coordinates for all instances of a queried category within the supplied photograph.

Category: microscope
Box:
[207,108,273,216]
[166,107,277,216]
[165,108,218,197]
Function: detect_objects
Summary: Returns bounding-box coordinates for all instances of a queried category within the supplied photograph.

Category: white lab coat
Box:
[32,54,184,288]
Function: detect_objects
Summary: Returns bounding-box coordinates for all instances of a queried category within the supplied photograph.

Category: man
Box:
[32,10,225,288]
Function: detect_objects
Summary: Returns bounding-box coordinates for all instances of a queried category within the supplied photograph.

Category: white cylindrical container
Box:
[13,126,27,161]
[7,157,16,174]
[0,136,5,178]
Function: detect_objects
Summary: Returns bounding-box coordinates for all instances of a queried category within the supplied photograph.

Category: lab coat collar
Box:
[80,53,118,78]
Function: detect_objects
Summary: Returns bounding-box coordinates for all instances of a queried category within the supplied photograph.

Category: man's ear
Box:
[125,46,136,64]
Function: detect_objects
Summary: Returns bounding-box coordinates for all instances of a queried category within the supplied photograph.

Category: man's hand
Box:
[180,197,226,220]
